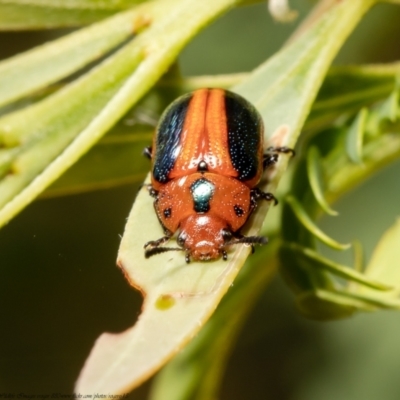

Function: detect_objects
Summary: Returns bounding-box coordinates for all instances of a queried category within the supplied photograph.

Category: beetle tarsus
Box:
[263,146,295,169]
[266,146,295,156]
[143,146,152,160]
[145,246,182,258]
[144,235,170,249]
[251,188,278,206]
[147,185,158,198]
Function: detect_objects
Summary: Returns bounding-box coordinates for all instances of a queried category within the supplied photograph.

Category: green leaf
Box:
[326,132,400,202]
[285,242,390,290]
[0,0,151,30]
[296,289,371,320]
[150,239,280,400]
[346,107,368,164]
[285,195,350,250]
[307,63,398,132]
[376,86,399,122]
[362,218,400,296]
[234,0,374,146]
[0,0,143,9]
[0,4,114,29]
[0,0,235,229]
[44,131,151,197]
[75,0,376,394]
[307,146,338,216]
[0,4,152,108]
[298,287,400,319]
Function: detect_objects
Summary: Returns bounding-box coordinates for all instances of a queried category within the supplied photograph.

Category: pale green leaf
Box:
[298,288,400,319]
[352,239,364,272]
[0,0,143,9]
[285,195,350,250]
[307,146,338,216]
[376,86,399,122]
[285,243,390,290]
[0,0,236,227]
[0,4,114,29]
[362,218,400,296]
[346,107,367,164]
[75,0,376,394]
[0,0,151,30]
[307,63,398,132]
[44,132,151,197]
[150,239,280,400]
[297,289,372,320]
[0,4,153,108]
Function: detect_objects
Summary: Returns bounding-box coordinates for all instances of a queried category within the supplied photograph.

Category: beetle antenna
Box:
[145,247,183,258]
[225,236,268,246]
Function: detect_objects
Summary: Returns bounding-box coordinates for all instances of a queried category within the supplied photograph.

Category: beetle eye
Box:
[221,229,233,242]
[177,233,187,247]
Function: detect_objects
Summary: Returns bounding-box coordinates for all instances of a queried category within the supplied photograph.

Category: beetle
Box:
[143,88,293,262]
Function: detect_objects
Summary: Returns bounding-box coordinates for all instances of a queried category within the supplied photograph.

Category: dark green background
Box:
[1,1,400,398]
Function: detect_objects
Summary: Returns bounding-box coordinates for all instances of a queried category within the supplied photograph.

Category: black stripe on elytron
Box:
[225,91,262,182]
[190,178,215,213]
[152,92,193,183]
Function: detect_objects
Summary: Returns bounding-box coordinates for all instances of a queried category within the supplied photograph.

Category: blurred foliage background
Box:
[1,0,400,398]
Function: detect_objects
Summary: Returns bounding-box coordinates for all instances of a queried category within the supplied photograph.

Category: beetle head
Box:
[178,215,229,261]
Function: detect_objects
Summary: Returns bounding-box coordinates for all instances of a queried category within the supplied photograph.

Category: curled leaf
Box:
[376,87,399,122]
[307,146,338,216]
[363,218,400,296]
[285,242,390,290]
[285,195,350,250]
[346,107,368,164]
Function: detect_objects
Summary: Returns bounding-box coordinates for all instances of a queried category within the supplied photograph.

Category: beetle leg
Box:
[225,234,268,254]
[251,187,278,207]
[146,185,158,198]
[143,146,153,160]
[263,146,295,169]
[222,249,228,261]
[144,235,170,249]
[263,152,279,169]
[266,146,295,155]
[185,253,191,264]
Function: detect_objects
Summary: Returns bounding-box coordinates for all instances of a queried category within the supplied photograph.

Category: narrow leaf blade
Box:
[285,195,350,250]
[307,146,338,216]
[346,107,368,164]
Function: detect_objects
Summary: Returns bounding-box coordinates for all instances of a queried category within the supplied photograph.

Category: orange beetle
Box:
[143,88,292,262]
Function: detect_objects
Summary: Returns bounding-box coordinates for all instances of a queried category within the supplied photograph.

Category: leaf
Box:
[296,289,372,320]
[150,238,280,400]
[0,3,114,29]
[297,286,400,320]
[307,146,338,216]
[44,131,151,197]
[361,218,400,297]
[0,4,152,108]
[307,63,398,132]
[285,243,390,290]
[346,107,368,164]
[75,0,377,394]
[376,86,399,122]
[0,0,237,229]
[44,86,174,197]
[285,195,350,250]
[0,0,141,9]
